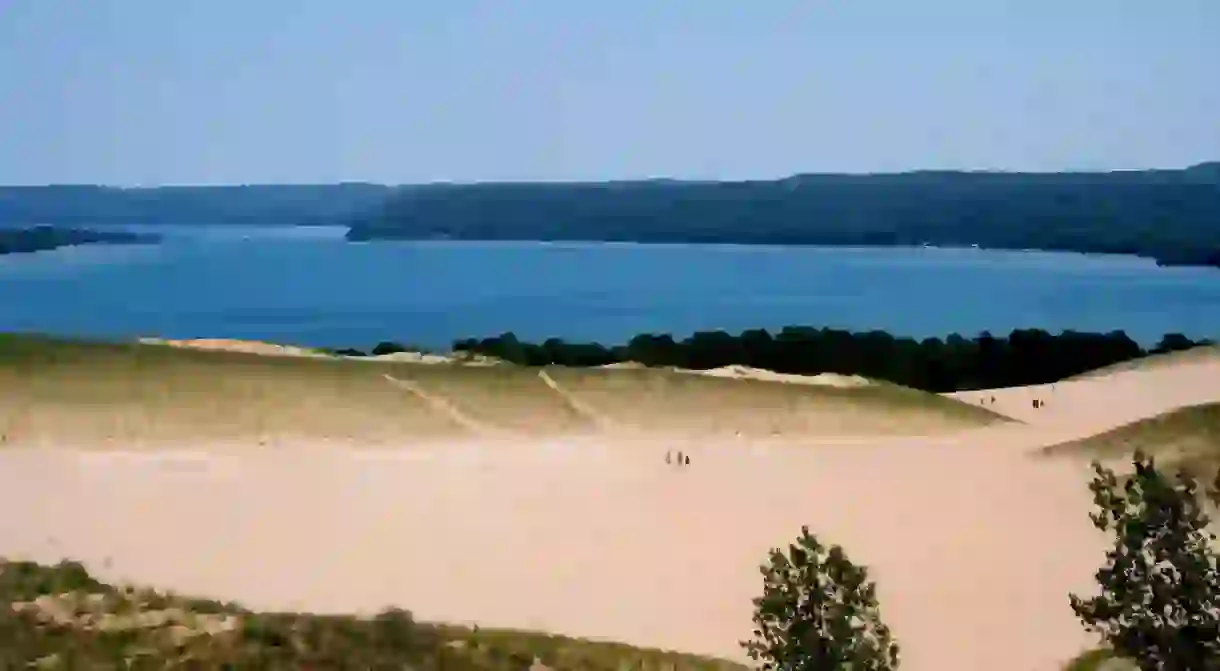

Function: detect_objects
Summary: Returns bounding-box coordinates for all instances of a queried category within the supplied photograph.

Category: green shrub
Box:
[1070,452,1220,669]
[742,526,899,670]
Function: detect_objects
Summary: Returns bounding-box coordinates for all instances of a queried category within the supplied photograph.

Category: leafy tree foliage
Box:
[371,340,409,356]
[742,526,899,671]
[0,560,741,670]
[1070,453,1220,670]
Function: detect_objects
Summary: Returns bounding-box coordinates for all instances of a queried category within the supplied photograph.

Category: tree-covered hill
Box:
[0,225,160,255]
[5,164,1219,267]
[0,183,389,227]
[348,163,1220,268]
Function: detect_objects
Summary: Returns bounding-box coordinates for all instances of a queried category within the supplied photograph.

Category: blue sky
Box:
[1,1,1217,185]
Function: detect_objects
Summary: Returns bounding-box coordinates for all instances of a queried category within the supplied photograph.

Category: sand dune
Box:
[1066,343,1220,381]
[2,335,1219,670]
[0,336,1002,446]
[0,434,1108,671]
[1041,401,1220,470]
[948,351,1220,436]
[137,337,332,358]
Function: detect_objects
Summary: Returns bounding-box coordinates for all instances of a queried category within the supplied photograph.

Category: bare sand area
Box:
[2,336,1220,670]
[0,434,1107,671]
[949,350,1220,436]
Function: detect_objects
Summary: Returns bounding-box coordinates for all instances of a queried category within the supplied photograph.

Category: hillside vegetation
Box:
[4,164,1220,267]
[434,328,1207,393]
[0,184,389,227]
[0,225,160,255]
[0,559,743,670]
[0,334,1001,445]
[1042,402,1220,473]
[348,163,1220,268]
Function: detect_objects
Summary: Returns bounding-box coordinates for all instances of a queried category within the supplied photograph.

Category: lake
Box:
[2,225,1219,350]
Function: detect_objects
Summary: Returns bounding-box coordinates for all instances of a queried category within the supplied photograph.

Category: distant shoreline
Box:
[2,164,1218,269]
[344,163,1220,270]
[10,222,1210,268]
[343,234,1220,269]
[0,225,161,256]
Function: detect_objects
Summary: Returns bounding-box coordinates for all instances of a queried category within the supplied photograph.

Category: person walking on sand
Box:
[676,450,684,468]
[665,450,672,465]
[684,454,690,466]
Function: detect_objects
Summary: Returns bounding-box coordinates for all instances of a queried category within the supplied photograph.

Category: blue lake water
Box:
[2,225,1219,349]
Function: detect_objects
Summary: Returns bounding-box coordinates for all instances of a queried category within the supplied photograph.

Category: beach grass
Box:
[543,366,1008,436]
[0,333,464,446]
[0,558,745,670]
[1061,648,1133,671]
[1040,402,1220,473]
[0,333,1003,446]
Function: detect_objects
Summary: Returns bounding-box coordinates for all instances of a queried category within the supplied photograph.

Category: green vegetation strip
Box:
[0,334,1005,444]
[1042,403,1220,473]
[441,328,1206,393]
[1061,648,1133,671]
[0,559,745,670]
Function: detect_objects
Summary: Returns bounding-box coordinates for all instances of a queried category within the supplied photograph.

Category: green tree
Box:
[371,341,407,356]
[1070,452,1220,670]
[741,526,899,670]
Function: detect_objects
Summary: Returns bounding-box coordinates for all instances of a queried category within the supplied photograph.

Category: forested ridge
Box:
[349,163,1220,267]
[0,184,389,226]
[0,225,160,255]
[5,164,1219,266]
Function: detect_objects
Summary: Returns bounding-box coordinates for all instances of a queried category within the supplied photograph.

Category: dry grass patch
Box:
[0,334,464,447]
[0,559,745,670]
[0,333,1006,445]
[542,366,1007,437]
[1041,402,1220,475]
[392,364,594,436]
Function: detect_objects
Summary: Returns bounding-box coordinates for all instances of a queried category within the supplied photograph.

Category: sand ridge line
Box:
[948,355,1220,439]
[381,374,508,437]
[537,370,619,433]
[681,365,872,388]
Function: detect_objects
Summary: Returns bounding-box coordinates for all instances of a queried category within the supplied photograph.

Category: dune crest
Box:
[137,337,330,358]
[679,364,872,388]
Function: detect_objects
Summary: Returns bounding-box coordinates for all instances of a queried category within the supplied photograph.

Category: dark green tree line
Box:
[440,327,1208,392]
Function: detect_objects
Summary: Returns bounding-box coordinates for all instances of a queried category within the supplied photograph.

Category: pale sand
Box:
[0,435,1104,671]
[948,352,1220,436]
[679,365,872,388]
[137,337,332,358]
[1,353,1219,670]
[137,338,871,384]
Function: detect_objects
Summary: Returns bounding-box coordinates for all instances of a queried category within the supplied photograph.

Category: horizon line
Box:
[2,161,1217,190]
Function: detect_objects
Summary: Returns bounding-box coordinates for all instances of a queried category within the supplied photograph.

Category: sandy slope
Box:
[0,339,1002,446]
[948,352,1220,437]
[1,346,1219,670]
[0,434,1105,671]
